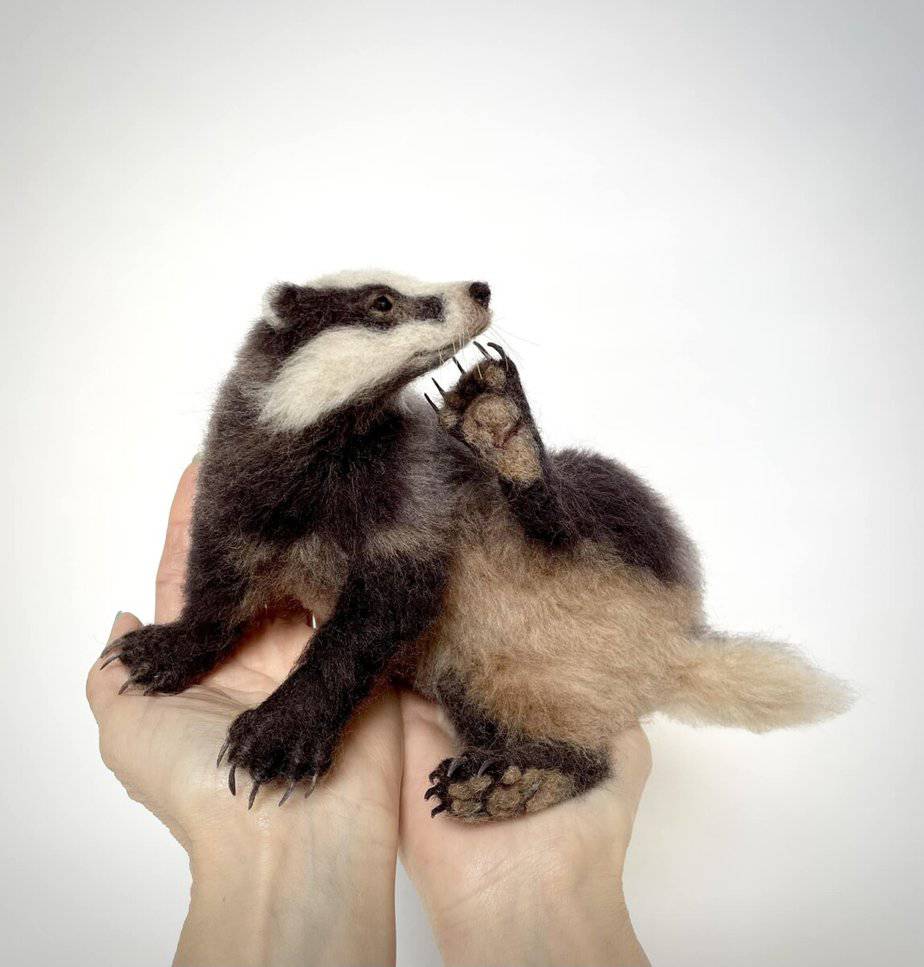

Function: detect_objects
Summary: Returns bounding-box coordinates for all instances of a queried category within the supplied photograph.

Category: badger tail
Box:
[662,632,855,732]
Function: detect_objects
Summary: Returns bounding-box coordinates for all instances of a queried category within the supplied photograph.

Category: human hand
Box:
[399,692,652,967]
[86,463,403,967]
[87,461,652,967]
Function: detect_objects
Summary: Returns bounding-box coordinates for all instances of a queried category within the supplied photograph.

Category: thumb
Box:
[86,611,142,722]
[399,690,458,831]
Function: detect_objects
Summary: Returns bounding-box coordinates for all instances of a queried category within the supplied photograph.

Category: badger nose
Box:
[468,282,491,307]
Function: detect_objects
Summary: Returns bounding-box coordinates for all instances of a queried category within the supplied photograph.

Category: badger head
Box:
[254,271,492,432]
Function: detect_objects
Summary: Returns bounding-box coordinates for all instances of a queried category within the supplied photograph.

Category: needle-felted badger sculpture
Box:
[106,271,852,821]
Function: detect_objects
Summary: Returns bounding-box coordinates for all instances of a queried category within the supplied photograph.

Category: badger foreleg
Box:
[431,343,574,548]
[221,553,447,806]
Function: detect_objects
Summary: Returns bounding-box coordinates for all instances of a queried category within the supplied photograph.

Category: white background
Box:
[2,1,922,964]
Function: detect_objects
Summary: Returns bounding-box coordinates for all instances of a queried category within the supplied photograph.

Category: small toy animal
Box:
[105,272,852,821]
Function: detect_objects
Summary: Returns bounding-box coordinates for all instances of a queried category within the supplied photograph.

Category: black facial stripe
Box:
[267,282,445,341]
[359,291,443,330]
[413,295,443,321]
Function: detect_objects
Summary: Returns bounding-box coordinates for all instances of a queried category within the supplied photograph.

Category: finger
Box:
[86,611,142,722]
[330,688,404,803]
[605,724,652,821]
[155,460,200,623]
[398,690,457,820]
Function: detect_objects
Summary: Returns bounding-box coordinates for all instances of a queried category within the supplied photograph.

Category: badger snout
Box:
[468,282,491,308]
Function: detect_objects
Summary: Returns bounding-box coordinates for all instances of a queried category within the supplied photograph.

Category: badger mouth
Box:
[412,338,471,367]
[412,345,454,364]
[412,317,491,369]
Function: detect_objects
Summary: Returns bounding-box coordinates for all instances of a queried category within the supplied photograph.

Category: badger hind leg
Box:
[425,674,609,822]
[425,742,609,823]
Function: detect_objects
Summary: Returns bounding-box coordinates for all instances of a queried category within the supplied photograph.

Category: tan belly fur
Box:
[417,514,703,750]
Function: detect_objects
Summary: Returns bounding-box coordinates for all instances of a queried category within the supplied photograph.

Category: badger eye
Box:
[371,295,393,312]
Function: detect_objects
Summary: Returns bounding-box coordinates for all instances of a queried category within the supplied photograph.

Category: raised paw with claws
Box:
[426,342,544,485]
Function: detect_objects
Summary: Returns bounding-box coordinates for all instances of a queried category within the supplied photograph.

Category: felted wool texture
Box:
[111,271,853,819]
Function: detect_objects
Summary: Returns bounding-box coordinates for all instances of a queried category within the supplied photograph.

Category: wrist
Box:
[426,857,647,967]
[176,805,397,966]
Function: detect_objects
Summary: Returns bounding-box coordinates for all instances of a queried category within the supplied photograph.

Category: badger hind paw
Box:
[425,750,578,822]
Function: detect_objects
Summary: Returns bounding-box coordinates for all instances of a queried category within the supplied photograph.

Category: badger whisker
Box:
[489,321,541,348]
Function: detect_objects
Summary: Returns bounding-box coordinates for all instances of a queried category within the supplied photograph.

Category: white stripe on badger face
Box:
[309,269,444,295]
[257,282,485,432]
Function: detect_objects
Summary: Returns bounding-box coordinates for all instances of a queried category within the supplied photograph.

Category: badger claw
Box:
[477,758,498,777]
[486,342,508,367]
[304,774,319,799]
[216,738,231,768]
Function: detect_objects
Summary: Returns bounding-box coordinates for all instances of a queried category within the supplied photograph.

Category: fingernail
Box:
[192,451,202,463]
[100,612,122,656]
[108,611,122,636]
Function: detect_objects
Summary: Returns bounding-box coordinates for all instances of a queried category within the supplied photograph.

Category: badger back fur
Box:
[110,270,853,822]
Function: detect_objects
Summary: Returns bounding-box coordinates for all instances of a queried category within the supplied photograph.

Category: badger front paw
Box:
[219,688,337,809]
[103,623,209,695]
[427,343,543,484]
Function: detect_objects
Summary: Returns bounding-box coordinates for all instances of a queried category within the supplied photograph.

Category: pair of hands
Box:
[86,463,652,966]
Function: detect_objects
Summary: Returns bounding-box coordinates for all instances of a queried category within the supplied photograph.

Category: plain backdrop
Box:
[2,1,922,964]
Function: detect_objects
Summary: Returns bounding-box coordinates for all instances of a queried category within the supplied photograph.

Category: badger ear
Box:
[262,282,312,328]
